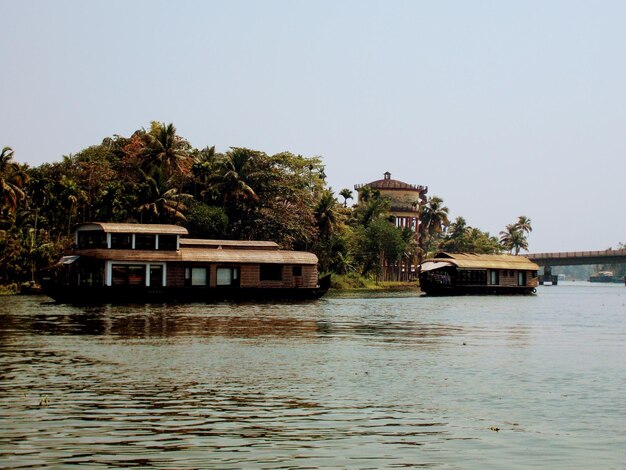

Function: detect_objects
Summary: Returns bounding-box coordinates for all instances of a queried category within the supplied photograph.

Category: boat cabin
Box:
[419,252,539,296]
[42,223,326,302]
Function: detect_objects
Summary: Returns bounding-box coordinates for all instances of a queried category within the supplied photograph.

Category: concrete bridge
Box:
[523,248,626,284]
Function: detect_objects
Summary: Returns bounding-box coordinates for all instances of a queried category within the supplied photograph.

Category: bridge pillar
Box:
[539,266,558,285]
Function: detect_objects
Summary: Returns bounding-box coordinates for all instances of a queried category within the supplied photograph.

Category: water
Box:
[1,283,625,468]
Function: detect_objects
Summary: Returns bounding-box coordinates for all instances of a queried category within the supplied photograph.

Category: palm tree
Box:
[339,188,353,207]
[441,216,468,252]
[315,189,341,239]
[419,196,450,250]
[500,223,529,255]
[141,122,190,177]
[0,147,28,215]
[354,189,389,227]
[500,216,532,255]
[421,197,450,234]
[191,145,219,199]
[208,148,261,206]
[515,215,532,235]
[137,168,191,223]
[447,216,467,240]
[59,176,86,234]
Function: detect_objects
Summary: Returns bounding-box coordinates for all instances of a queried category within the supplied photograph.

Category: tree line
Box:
[1,122,534,287]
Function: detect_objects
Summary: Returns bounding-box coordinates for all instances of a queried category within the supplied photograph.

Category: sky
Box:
[1,0,625,253]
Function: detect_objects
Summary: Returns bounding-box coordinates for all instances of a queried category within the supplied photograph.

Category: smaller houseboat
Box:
[588,271,621,283]
[41,223,330,303]
[419,252,539,296]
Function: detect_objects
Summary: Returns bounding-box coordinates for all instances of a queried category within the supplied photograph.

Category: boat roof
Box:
[180,238,279,250]
[76,222,189,235]
[422,252,540,270]
[72,248,318,265]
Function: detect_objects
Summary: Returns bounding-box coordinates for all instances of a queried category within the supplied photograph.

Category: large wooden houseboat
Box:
[41,223,330,303]
[419,252,539,296]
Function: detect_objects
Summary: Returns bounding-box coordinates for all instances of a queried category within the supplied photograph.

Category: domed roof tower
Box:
[354,172,428,231]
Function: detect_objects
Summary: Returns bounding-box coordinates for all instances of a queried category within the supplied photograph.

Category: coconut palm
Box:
[500,223,529,255]
[339,188,353,207]
[137,168,191,223]
[315,189,341,239]
[141,122,190,177]
[419,196,449,237]
[208,148,261,206]
[515,215,532,235]
[59,175,86,234]
[0,147,28,215]
[447,216,468,240]
[417,196,450,259]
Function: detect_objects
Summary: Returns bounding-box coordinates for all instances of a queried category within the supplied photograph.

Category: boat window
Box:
[490,270,499,285]
[112,264,146,286]
[217,267,239,286]
[78,265,104,286]
[77,231,107,249]
[260,264,283,281]
[458,270,487,285]
[136,234,156,250]
[158,235,177,251]
[191,267,207,286]
[293,266,302,276]
[111,233,132,249]
[517,271,526,286]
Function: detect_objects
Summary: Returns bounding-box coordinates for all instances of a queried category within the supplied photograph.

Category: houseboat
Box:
[40,223,330,303]
[419,252,539,296]
[588,271,622,283]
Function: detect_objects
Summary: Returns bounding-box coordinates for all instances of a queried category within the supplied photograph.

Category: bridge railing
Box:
[526,249,626,260]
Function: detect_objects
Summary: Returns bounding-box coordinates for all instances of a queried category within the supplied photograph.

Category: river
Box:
[1,283,625,468]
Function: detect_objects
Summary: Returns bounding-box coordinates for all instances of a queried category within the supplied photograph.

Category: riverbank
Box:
[329,273,420,290]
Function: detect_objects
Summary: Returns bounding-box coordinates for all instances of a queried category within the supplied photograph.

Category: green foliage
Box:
[440,217,502,254]
[500,215,532,255]
[349,218,409,277]
[1,146,28,218]
[339,188,353,207]
[418,196,450,256]
[330,272,368,289]
[184,200,228,239]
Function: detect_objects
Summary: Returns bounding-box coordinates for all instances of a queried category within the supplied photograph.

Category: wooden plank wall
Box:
[166,263,319,288]
[168,264,186,288]
[499,270,517,287]
[302,265,318,288]
[240,265,259,287]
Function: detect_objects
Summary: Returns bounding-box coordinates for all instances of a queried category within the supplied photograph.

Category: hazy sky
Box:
[2,0,624,253]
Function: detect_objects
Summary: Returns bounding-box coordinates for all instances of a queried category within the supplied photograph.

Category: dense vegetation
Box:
[1,122,537,289]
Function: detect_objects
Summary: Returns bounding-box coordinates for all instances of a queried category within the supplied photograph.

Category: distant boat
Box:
[589,271,622,283]
[419,252,539,296]
[40,222,330,303]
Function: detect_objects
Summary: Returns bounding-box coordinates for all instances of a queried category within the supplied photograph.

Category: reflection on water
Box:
[1,284,625,468]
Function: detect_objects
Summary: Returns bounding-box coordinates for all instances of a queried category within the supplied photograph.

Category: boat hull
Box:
[41,284,329,304]
[419,282,536,296]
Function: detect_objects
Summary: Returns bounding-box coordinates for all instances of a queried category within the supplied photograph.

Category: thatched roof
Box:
[76,223,188,235]
[422,252,539,271]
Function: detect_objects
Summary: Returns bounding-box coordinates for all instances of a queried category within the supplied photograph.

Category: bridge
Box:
[523,249,626,284]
